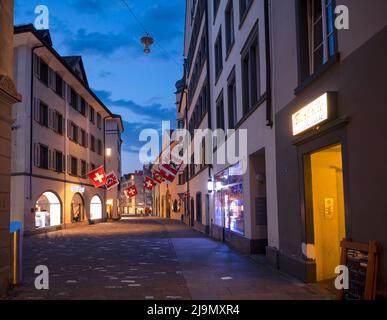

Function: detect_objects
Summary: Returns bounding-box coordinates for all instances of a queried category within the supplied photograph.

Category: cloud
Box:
[70,0,114,15]
[94,89,175,125]
[66,28,136,57]
[98,70,112,78]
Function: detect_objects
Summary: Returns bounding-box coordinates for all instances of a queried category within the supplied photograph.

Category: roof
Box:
[14,24,113,117]
[62,56,89,87]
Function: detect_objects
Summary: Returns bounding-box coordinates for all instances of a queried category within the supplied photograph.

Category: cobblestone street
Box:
[7,218,333,300]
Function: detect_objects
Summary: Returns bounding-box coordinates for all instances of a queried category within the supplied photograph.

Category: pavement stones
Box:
[5,218,333,300]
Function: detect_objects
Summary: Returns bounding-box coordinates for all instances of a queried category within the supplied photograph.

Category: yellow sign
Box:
[292,93,329,136]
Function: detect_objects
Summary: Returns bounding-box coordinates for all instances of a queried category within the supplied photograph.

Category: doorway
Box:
[71,193,85,223]
[304,144,346,282]
[90,195,102,220]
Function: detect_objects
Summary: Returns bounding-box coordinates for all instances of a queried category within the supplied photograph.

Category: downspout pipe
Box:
[264,0,273,128]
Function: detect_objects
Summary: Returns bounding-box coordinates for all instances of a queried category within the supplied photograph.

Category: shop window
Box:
[214,162,245,234]
[35,192,61,229]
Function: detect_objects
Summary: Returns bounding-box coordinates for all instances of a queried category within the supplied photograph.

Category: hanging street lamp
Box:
[141,33,154,54]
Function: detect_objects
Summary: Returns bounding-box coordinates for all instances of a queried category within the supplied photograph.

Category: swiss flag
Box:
[159,162,182,184]
[144,176,155,191]
[88,166,107,188]
[105,172,119,191]
[125,185,138,198]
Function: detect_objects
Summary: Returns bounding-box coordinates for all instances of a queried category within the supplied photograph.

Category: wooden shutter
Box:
[85,132,89,148]
[48,149,54,170]
[85,102,89,118]
[67,120,72,139]
[61,153,66,173]
[48,108,54,129]
[67,84,72,104]
[33,98,40,123]
[61,117,65,136]
[33,54,40,79]
[67,155,72,174]
[48,67,55,89]
[34,143,40,167]
[61,80,66,99]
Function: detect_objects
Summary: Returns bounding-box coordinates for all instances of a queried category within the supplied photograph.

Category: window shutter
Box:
[48,108,54,129]
[61,117,65,136]
[67,84,72,104]
[77,95,81,112]
[75,126,79,143]
[48,68,55,89]
[48,149,54,170]
[62,153,66,173]
[85,102,89,118]
[61,80,66,99]
[33,98,40,123]
[34,143,40,167]
[33,54,40,79]
[67,120,71,139]
[67,155,71,174]
[85,133,89,148]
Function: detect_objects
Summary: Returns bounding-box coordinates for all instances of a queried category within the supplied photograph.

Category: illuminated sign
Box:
[292,93,335,136]
[71,186,85,193]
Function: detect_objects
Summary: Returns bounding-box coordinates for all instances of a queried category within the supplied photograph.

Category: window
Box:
[80,98,86,116]
[80,129,87,147]
[89,106,95,123]
[70,122,78,143]
[216,92,225,130]
[97,139,102,155]
[55,74,64,97]
[90,135,96,152]
[228,70,238,129]
[239,0,253,23]
[40,60,49,86]
[81,160,87,177]
[297,0,337,82]
[241,23,260,115]
[39,145,49,169]
[214,29,223,80]
[97,113,102,129]
[70,88,78,110]
[213,0,221,18]
[225,0,235,54]
[55,151,64,173]
[177,119,185,129]
[90,163,96,171]
[39,102,49,127]
[70,156,78,176]
[214,162,244,234]
[54,111,64,135]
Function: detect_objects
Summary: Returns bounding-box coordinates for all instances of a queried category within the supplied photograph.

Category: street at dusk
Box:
[1,0,387,314]
[7,218,331,300]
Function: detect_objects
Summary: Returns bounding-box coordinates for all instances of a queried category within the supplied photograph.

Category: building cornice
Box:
[0,74,22,104]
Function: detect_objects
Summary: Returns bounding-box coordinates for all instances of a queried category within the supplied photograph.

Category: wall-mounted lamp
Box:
[106,148,112,157]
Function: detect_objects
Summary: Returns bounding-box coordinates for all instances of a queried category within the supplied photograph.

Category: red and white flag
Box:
[125,185,138,198]
[105,172,119,191]
[88,166,107,188]
[159,161,183,184]
[144,176,155,191]
[152,169,165,184]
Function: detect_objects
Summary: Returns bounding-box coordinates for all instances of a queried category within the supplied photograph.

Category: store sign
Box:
[71,186,85,193]
[292,93,333,136]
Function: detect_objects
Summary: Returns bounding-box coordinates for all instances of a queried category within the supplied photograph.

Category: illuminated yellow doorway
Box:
[305,144,346,282]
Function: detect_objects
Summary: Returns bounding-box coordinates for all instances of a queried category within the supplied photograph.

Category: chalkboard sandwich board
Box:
[338,240,382,300]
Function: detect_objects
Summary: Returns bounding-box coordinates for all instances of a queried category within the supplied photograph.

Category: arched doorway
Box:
[35,192,61,229]
[71,193,85,223]
[90,195,102,220]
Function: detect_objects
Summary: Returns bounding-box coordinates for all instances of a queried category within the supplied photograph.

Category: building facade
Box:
[181,0,212,233]
[207,0,278,254]
[11,25,115,233]
[105,115,124,220]
[120,171,148,215]
[271,0,387,296]
[0,0,22,296]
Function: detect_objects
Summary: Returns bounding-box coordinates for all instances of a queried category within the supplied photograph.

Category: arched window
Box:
[35,192,61,229]
[90,195,102,220]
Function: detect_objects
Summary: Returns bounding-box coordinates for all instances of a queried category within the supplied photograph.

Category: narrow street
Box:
[8,218,332,300]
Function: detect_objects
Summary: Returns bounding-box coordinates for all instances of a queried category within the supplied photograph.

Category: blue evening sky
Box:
[14,0,184,174]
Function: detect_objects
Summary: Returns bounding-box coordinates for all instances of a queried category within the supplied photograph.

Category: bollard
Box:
[10,221,23,286]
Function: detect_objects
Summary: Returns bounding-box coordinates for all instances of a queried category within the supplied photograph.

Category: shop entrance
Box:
[304,144,346,282]
[71,193,85,223]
